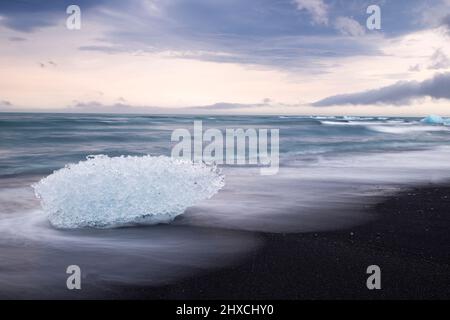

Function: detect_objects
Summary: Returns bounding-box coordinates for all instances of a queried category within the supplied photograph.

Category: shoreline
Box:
[118,183,450,300]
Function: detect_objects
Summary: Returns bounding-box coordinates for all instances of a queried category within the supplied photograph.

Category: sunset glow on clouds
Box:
[1,0,450,115]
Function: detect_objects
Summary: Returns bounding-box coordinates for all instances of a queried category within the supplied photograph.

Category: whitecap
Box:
[368,125,449,134]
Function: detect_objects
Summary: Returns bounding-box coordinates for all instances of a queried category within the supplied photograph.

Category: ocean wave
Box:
[311,116,337,120]
[320,120,389,126]
[367,125,449,134]
[342,116,378,121]
[180,146,450,233]
[32,155,224,229]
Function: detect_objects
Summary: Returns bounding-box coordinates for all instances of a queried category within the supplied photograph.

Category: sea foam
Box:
[32,155,224,229]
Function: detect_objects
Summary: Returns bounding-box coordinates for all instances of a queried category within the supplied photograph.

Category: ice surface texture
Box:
[33,155,224,229]
[421,115,450,125]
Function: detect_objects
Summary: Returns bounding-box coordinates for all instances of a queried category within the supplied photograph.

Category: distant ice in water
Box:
[32,155,224,229]
[421,115,450,125]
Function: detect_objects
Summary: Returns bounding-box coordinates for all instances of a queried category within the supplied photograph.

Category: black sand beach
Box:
[119,184,450,300]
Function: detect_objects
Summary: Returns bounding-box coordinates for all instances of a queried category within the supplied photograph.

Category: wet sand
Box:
[118,184,450,299]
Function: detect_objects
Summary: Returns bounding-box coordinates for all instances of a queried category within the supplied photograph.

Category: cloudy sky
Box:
[0,0,450,115]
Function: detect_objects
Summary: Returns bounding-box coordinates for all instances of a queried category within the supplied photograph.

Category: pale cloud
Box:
[443,14,450,34]
[410,48,450,72]
[293,2,365,37]
[2,23,449,116]
[409,64,421,72]
[428,48,450,70]
[8,36,26,42]
[334,17,365,37]
[419,0,450,29]
[192,101,272,110]
[293,0,329,25]
[1,100,12,107]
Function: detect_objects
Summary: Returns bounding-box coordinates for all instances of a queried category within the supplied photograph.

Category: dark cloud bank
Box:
[312,72,450,106]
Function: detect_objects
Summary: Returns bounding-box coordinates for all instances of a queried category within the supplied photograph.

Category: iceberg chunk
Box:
[33,155,224,229]
[421,115,446,125]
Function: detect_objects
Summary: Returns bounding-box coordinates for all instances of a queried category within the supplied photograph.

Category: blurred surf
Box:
[1,112,450,296]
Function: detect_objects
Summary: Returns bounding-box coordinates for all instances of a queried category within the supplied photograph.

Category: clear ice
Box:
[33,155,225,229]
[421,115,450,125]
